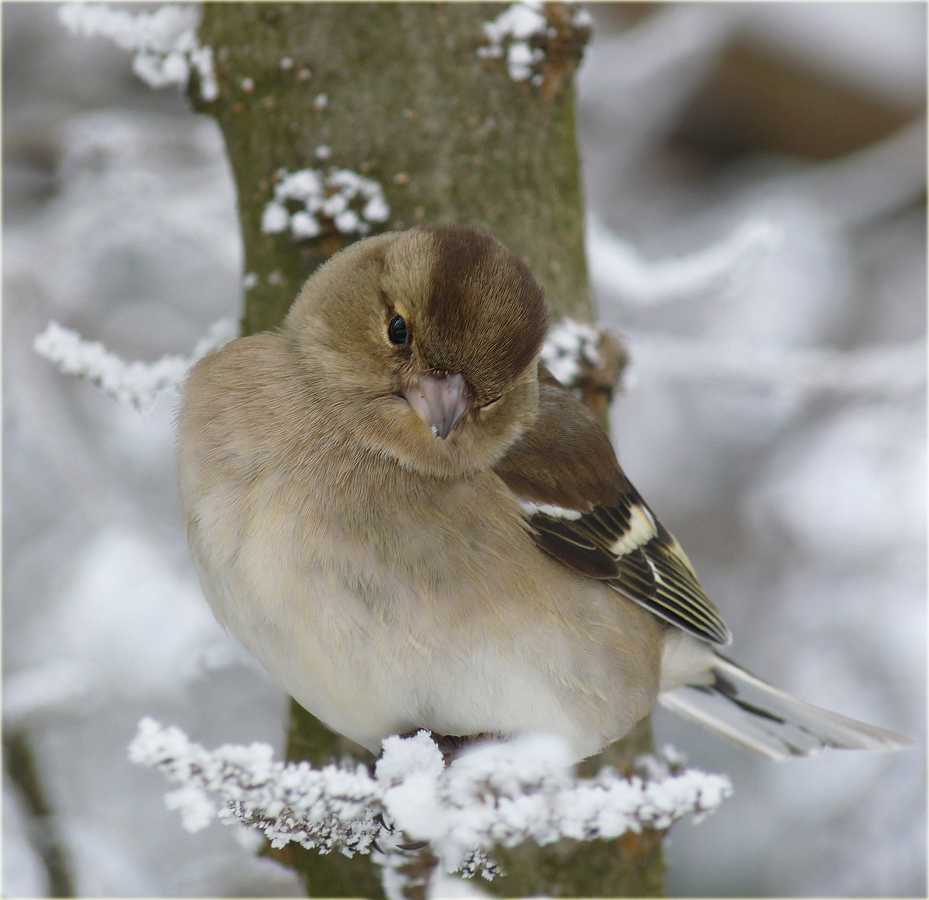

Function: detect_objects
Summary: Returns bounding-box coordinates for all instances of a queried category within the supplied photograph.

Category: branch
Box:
[129,719,731,882]
[587,213,782,305]
[33,319,237,412]
[626,331,927,400]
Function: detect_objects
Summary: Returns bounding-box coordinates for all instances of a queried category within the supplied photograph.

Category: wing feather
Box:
[494,366,732,646]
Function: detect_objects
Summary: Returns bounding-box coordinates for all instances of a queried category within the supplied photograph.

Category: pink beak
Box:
[402,372,470,439]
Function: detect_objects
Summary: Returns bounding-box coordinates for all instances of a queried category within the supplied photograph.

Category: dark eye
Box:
[387,314,408,346]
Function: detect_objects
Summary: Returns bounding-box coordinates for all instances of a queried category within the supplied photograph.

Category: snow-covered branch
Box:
[57,2,218,101]
[626,331,926,400]
[129,719,731,880]
[587,214,782,306]
[34,319,237,412]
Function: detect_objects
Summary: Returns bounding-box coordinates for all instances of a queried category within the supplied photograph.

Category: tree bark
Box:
[196,3,664,896]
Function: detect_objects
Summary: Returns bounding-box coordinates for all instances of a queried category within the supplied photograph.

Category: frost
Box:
[478,2,547,84]
[58,2,219,102]
[165,783,220,833]
[130,721,731,881]
[260,202,291,235]
[33,318,237,412]
[477,2,591,85]
[541,319,603,387]
[262,167,391,240]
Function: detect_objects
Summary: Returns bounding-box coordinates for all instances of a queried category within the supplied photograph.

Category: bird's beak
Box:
[402,371,470,439]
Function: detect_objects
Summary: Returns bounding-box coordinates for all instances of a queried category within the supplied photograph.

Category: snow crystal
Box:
[477,1,589,86]
[260,202,289,234]
[506,41,543,82]
[376,731,446,786]
[541,319,603,387]
[290,211,322,239]
[262,167,390,240]
[478,2,547,83]
[58,2,219,102]
[33,318,238,411]
[313,93,329,110]
[130,722,731,880]
[165,783,220,833]
[486,2,547,43]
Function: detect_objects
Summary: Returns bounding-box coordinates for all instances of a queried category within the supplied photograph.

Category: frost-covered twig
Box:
[34,319,237,412]
[626,332,927,400]
[588,214,782,306]
[58,2,218,101]
[129,719,731,881]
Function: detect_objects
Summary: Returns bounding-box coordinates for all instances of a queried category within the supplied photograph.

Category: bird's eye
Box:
[387,314,408,346]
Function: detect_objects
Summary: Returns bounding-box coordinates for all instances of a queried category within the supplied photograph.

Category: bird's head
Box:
[284,224,549,478]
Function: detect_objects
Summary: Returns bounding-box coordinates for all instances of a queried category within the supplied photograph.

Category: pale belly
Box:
[186,470,662,760]
[206,556,621,757]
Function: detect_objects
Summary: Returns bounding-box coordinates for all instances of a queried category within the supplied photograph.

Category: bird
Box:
[176,223,910,763]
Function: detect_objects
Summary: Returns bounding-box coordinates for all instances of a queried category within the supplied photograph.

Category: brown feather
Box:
[496,364,732,645]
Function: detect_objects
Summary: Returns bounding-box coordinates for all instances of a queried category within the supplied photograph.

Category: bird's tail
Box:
[659,653,911,761]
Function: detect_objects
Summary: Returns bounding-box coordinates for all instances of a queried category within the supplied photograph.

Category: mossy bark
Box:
[196,3,664,896]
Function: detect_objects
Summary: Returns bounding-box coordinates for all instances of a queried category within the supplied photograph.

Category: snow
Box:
[736,3,926,106]
[57,2,218,102]
[744,404,926,562]
[575,7,925,895]
[477,2,562,85]
[130,723,730,879]
[262,166,391,240]
[587,214,782,307]
[622,332,926,402]
[540,318,602,387]
[34,318,236,412]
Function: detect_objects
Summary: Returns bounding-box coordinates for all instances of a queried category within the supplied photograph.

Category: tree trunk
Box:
[196,3,664,896]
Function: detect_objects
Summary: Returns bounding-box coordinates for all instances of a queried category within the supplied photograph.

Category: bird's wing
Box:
[493,366,732,646]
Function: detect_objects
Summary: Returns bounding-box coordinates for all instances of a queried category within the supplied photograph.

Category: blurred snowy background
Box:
[3,2,925,897]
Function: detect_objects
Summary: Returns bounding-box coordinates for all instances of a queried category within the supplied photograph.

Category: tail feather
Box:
[659,654,912,762]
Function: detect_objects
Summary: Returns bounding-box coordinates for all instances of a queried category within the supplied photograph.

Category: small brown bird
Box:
[177,224,909,762]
